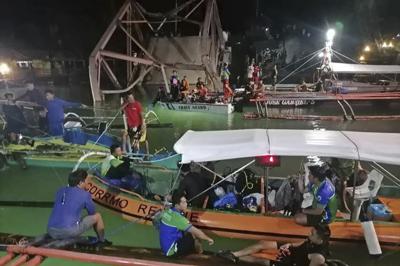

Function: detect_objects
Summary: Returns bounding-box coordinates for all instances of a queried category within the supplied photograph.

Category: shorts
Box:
[175,232,195,257]
[47,215,97,240]
[128,125,142,139]
[306,214,323,226]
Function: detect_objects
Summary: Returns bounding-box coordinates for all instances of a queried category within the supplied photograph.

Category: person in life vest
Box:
[101,144,145,194]
[218,224,330,266]
[295,164,338,226]
[180,75,190,101]
[223,80,234,103]
[197,83,208,102]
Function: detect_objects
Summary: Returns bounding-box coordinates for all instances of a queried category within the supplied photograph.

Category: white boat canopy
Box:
[174,129,400,165]
[330,62,400,74]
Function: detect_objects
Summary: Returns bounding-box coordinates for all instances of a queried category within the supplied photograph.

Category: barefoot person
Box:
[218,224,330,266]
[159,190,214,257]
[47,170,111,245]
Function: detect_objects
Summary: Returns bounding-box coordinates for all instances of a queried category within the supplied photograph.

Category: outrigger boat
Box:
[0,111,181,170]
[157,101,234,114]
[79,129,400,249]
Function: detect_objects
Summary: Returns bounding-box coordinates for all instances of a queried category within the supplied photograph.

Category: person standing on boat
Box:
[223,80,234,103]
[177,163,211,208]
[295,164,337,226]
[221,63,231,83]
[218,224,330,265]
[272,64,278,92]
[159,190,214,257]
[47,170,111,245]
[180,75,190,101]
[16,82,46,107]
[122,93,143,150]
[15,82,47,132]
[170,70,180,101]
[45,90,83,136]
[2,93,28,142]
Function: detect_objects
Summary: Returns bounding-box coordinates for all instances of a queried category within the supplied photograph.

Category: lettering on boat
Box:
[86,182,128,209]
[137,203,200,222]
[177,104,208,110]
[266,99,312,106]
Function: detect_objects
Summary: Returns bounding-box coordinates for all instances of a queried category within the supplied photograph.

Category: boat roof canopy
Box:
[330,62,400,74]
[173,129,400,165]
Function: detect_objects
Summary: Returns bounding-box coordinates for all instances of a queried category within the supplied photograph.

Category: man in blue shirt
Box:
[159,190,214,257]
[45,90,83,136]
[47,170,110,245]
[295,164,338,226]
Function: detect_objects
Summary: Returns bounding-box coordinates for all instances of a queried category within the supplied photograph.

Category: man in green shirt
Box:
[159,190,214,257]
[101,144,143,193]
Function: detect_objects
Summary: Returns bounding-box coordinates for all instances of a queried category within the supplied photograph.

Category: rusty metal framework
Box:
[89,0,225,102]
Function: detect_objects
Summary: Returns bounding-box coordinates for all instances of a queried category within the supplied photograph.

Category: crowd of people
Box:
[154,67,234,105]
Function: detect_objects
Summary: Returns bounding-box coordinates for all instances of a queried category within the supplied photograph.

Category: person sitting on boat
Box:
[180,75,190,101]
[47,169,111,246]
[101,144,145,194]
[152,86,168,106]
[2,93,28,143]
[122,93,143,149]
[45,90,84,136]
[295,164,337,226]
[223,80,234,103]
[195,77,204,91]
[297,80,308,92]
[158,190,214,257]
[197,83,208,102]
[218,223,330,265]
[177,163,211,208]
[170,70,180,101]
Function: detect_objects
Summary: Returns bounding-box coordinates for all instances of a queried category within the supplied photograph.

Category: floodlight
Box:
[326,29,336,41]
[0,63,11,75]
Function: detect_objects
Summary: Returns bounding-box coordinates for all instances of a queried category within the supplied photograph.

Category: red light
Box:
[256,155,280,167]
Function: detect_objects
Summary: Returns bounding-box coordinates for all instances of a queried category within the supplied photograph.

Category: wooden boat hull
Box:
[157,101,234,114]
[85,175,400,248]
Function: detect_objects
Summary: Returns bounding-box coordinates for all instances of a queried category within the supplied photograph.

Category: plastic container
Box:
[368,204,392,221]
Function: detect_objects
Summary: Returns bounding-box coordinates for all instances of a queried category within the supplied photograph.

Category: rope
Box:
[91,109,121,147]
[277,49,322,84]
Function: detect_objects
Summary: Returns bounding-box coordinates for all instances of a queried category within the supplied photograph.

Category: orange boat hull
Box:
[85,176,400,248]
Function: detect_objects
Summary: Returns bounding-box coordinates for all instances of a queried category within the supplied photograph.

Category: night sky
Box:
[0,0,398,57]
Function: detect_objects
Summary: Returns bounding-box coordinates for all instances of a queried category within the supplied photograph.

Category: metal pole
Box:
[350,161,359,222]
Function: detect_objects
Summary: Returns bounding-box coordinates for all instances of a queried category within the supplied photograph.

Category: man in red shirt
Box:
[122,93,143,145]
